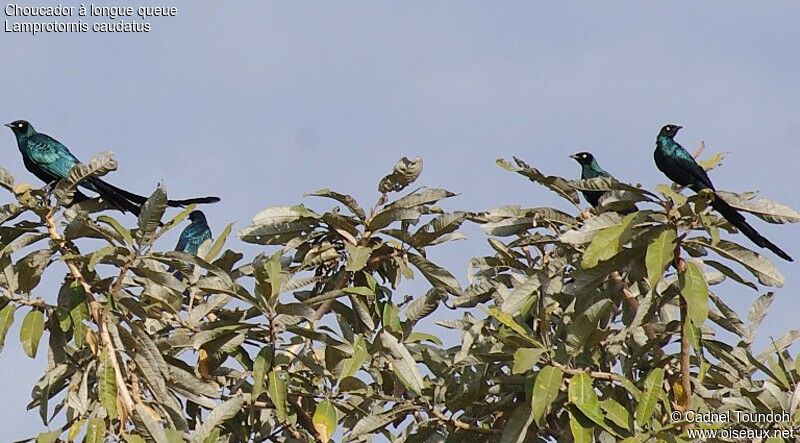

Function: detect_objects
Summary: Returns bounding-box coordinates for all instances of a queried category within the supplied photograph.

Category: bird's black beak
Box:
[569,154,579,160]
[675,125,683,130]
[3,123,13,128]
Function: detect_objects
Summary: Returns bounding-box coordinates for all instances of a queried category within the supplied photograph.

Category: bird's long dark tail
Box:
[711,193,792,261]
[84,177,220,214]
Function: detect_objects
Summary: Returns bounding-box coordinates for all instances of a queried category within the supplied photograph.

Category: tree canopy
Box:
[0,151,798,442]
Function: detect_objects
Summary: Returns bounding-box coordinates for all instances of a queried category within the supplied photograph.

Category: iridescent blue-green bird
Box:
[654,124,791,261]
[570,151,613,207]
[6,120,220,215]
[175,210,212,255]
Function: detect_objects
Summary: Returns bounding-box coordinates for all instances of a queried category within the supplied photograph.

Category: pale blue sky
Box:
[1,2,799,439]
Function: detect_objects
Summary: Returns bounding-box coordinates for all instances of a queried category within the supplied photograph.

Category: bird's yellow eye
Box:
[17,124,22,128]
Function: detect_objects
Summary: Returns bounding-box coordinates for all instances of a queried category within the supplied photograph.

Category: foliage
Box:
[0,151,798,442]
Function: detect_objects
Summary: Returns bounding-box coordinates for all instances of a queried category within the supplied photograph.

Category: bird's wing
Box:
[175,230,190,252]
[672,145,715,191]
[27,133,81,179]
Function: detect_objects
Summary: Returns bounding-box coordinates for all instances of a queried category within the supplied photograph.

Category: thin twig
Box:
[430,407,501,435]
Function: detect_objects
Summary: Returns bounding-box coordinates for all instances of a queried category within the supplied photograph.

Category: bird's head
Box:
[188,210,207,224]
[4,120,34,137]
[570,151,595,166]
[658,124,682,139]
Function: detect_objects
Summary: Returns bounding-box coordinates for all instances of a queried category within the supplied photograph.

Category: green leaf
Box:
[203,223,233,262]
[252,346,272,400]
[99,349,118,419]
[84,417,105,443]
[267,371,288,422]
[657,184,688,206]
[568,372,608,431]
[405,288,446,323]
[386,188,456,210]
[53,152,117,204]
[339,335,368,381]
[645,227,676,290]
[716,191,800,224]
[689,238,784,287]
[313,400,337,442]
[512,348,544,375]
[238,205,320,245]
[531,365,563,426]
[345,244,372,272]
[382,303,402,335]
[600,398,631,431]
[568,409,595,443]
[308,188,366,220]
[0,304,15,354]
[499,404,533,443]
[500,274,540,315]
[497,157,579,204]
[407,252,462,296]
[36,431,61,443]
[581,213,637,269]
[378,156,423,193]
[488,307,539,345]
[20,309,44,358]
[680,261,710,326]
[635,368,664,426]
[136,184,168,246]
[192,395,244,443]
[381,331,425,394]
[96,215,134,245]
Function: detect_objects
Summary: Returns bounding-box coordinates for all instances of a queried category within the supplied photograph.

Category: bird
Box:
[570,151,613,207]
[5,120,220,215]
[653,124,791,261]
[175,210,212,255]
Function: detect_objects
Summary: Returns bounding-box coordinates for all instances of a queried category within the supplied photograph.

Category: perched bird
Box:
[570,151,613,207]
[5,120,220,215]
[654,124,791,261]
[175,210,212,255]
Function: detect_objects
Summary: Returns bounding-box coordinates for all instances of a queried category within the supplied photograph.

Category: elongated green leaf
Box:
[97,215,134,245]
[84,417,105,443]
[689,238,783,287]
[0,304,15,354]
[192,395,244,443]
[345,244,372,272]
[20,309,45,358]
[531,365,563,426]
[568,409,594,443]
[635,368,664,426]
[339,336,368,381]
[500,274,540,315]
[581,213,637,269]
[136,184,168,246]
[680,261,709,326]
[99,349,118,419]
[54,152,117,204]
[407,252,462,296]
[313,400,337,442]
[497,157,579,204]
[252,346,271,400]
[488,307,539,345]
[405,288,445,323]
[378,156,423,194]
[381,331,425,394]
[267,371,288,422]
[238,205,320,245]
[568,372,607,431]
[36,431,61,443]
[387,188,455,210]
[600,398,631,431]
[716,191,800,224]
[308,188,366,219]
[351,405,416,437]
[203,223,233,262]
[499,404,533,443]
[645,227,676,290]
[513,348,544,375]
